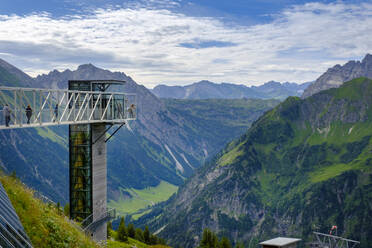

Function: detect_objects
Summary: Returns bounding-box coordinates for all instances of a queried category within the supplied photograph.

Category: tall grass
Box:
[0,172,99,248]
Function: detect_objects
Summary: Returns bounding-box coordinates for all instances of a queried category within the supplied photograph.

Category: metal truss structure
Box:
[0,86,136,129]
[313,232,360,248]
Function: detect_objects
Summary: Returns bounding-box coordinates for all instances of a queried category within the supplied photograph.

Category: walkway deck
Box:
[0,86,136,130]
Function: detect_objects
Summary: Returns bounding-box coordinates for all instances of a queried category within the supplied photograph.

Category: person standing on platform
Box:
[25,105,32,124]
[54,104,58,122]
[3,104,11,127]
[128,104,135,118]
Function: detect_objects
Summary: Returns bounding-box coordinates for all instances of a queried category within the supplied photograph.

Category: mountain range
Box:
[141,77,372,247]
[302,54,372,98]
[152,80,311,100]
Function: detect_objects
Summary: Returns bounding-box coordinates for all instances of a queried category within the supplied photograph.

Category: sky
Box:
[0,0,371,88]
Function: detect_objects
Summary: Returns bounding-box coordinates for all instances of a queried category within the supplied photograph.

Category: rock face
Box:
[152,80,310,100]
[302,54,372,98]
[141,78,372,248]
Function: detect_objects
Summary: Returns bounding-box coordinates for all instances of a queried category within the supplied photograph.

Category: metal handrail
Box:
[82,208,116,232]
[0,86,136,96]
[81,213,94,229]
[0,214,33,248]
[0,230,16,248]
[0,86,136,130]
[314,232,360,248]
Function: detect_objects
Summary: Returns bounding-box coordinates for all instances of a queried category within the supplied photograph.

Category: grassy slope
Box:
[108,239,169,248]
[0,171,168,248]
[108,181,178,220]
[0,172,98,248]
[107,230,170,248]
[36,127,68,148]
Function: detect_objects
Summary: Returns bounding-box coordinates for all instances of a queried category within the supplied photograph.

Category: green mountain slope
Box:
[141,77,372,248]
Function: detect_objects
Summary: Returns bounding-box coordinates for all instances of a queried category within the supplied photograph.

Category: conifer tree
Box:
[150,234,158,245]
[127,223,135,238]
[135,228,144,242]
[219,237,231,248]
[200,228,218,248]
[235,242,244,248]
[117,217,128,242]
[144,225,150,244]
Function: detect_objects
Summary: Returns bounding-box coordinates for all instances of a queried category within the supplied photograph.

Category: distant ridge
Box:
[0,58,34,87]
[152,80,311,100]
[302,53,372,98]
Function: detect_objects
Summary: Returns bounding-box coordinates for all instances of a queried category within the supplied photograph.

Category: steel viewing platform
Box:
[0,84,136,130]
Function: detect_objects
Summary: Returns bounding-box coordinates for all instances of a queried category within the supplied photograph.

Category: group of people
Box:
[2,104,59,127]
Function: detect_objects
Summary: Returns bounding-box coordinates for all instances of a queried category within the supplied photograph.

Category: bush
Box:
[63,203,70,217]
[107,221,113,238]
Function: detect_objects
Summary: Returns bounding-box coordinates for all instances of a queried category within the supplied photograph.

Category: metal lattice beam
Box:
[314,232,360,248]
[0,86,136,130]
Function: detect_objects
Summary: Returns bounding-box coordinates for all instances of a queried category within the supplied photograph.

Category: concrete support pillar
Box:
[91,124,107,242]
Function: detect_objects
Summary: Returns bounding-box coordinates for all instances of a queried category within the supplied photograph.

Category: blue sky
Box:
[0,0,371,87]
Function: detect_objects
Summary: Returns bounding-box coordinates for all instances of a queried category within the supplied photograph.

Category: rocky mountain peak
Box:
[302,54,372,98]
[362,53,372,64]
[193,80,214,86]
[77,63,99,72]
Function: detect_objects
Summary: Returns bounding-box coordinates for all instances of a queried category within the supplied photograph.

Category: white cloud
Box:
[0,2,371,87]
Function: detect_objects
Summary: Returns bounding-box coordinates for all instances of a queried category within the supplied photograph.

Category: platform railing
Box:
[0,86,136,130]
[0,214,33,248]
[81,208,116,233]
[313,232,360,248]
